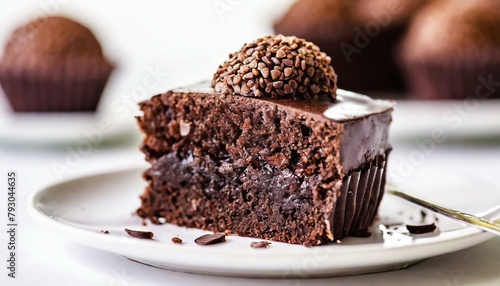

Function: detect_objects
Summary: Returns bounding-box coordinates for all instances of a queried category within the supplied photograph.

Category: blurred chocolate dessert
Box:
[274,0,431,94]
[0,16,114,112]
[399,0,500,100]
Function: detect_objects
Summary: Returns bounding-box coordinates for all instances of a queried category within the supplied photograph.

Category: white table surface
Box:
[0,1,500,285]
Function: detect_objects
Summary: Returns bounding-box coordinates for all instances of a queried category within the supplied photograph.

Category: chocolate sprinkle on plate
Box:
[406,223,437,234]
[100,230,109,234]
[194,233,226,245]
[171,237,183,244]
[125,228,154,239]
[250,241,271,248]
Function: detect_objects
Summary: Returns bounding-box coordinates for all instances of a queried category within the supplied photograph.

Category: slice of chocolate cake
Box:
[136,35,393,246]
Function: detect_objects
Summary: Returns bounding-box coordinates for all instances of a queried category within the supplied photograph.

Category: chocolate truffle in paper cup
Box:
[398,0,500,100]
[0,16,114,112]
[273,0,424,93]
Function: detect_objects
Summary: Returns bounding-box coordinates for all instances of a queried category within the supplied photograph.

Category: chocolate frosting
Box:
[340,110,391,173]
[324,89,394,122]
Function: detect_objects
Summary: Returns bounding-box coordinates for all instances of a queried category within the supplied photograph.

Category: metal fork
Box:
[387,189,500,236]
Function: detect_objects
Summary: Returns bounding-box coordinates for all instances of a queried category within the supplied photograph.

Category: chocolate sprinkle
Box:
[406,223,437,234]
[171,237,183,244]
[250,241,271,248]
[212,35,337,100]
[100,230,109,234]
[125,228,154,239]
[194,233,226,245]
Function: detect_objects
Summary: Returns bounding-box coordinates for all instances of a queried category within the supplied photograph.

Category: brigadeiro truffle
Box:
[0,16,114,112]
[212,34,337,100]
[398,0,500,99]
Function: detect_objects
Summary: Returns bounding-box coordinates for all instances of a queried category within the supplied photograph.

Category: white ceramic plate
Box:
[28,167,494,278]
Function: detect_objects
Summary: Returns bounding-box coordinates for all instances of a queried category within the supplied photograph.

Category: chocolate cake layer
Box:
[137,88,392,245]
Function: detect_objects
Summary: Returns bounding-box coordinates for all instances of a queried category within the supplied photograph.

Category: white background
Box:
[0,1,499,285]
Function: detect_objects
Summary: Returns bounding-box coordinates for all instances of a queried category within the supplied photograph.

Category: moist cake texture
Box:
[136,35,393,246]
